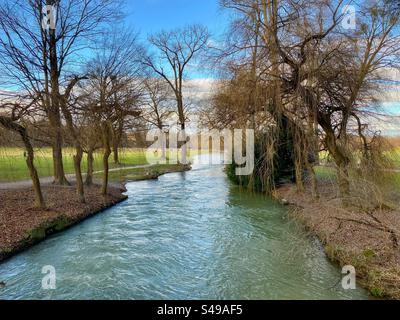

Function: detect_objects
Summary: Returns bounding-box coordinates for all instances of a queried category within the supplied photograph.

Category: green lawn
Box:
[0,148,148,182]
[0,147,202,183]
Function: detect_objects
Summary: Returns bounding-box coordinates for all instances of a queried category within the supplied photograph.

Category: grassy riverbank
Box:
[276,182,400,300]
[0,163,191,263]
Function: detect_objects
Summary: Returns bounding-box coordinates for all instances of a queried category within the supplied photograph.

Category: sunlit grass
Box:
[0,148,148,182]
[0,147,207,182]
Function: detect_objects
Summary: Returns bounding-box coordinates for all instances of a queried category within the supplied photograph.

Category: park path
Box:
[0,164,153,190]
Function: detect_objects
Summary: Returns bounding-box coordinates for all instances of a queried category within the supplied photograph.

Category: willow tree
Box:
[214,0,300,193]
[267,0,400,199]
[216,0,400,204]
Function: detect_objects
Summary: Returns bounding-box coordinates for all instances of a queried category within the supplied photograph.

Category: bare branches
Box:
[143,24,209,163]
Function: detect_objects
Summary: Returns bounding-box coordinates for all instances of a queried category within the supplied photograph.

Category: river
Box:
[0,155,369,299]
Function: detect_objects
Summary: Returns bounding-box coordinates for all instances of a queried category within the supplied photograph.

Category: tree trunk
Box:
[160,129,167,160]
[0,117,45,208]
[176,92,188,165]
[295,159,304,192]
[337,163,350,202]
[60,97,85,203]
[180,123,187,165]
[85,149,94,186]
[47,3,68,186]
[23,133,45,209]
[73,146,85,203]
[101,122,112,196]
[320,121,351,203]
[306,162,319,200]
[112,142,119,165]
[49,113,68,185]
[112,119,124,165]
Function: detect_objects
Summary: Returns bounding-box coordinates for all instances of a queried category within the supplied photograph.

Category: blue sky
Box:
[125,0,228,39]
[124,0,229,79]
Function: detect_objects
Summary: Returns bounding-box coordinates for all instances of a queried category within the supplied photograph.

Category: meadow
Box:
[2,146,400,183]
[0,148,147,182]
[0,147,201,182]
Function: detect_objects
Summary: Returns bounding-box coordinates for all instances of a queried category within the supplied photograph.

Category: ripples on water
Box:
[0,155,369,299]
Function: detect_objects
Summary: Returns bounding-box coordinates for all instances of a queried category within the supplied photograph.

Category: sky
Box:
[125,0,228,39]
[120,1,400,134]
[123,0,230,80]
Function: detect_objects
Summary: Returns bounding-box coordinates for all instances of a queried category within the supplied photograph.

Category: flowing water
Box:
[0,155,369,300]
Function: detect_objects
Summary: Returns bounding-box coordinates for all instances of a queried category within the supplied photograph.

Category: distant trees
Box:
[140,78,175,159]
[144,25,209,164]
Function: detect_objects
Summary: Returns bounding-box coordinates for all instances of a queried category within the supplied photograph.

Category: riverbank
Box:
[276,182,400,299]
[0,164,191,263]
[0,184,128,263]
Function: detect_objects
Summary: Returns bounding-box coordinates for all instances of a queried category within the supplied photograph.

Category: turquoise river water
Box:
[0,155,369,299]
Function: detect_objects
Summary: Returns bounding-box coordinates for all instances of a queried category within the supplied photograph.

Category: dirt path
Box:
[0,164,153,190]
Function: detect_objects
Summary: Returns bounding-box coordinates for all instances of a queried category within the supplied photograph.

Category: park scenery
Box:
[1,0,400,301]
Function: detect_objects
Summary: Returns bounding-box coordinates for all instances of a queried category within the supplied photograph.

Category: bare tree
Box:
[140,78,175,159]
[0,97,45,208]
[0,0,121,185]
[144,24,209,163]
[81,122,102,186]
[82,29,143,196]
[60,75,88,202]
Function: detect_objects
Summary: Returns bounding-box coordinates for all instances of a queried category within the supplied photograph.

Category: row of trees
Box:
[202,0,400,205]
[0,0,209,208]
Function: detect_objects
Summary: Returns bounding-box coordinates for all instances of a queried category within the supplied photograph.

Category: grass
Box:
[0,147,149,182]
[0,147,201,183]
[314,165,336,180]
